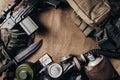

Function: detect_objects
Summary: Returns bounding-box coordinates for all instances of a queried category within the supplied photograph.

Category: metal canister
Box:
[80,52,102,66]
[60,55,81,71]
[81,53,120,80]
[16,63,34,80]
[60,55,82,80]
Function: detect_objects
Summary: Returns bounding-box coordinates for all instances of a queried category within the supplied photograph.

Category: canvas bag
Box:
[66,0,110,27]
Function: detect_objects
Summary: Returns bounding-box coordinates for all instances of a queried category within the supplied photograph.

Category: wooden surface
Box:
[0,0,120,79]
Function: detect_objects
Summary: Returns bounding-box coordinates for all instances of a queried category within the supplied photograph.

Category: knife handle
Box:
[0,61,14,76]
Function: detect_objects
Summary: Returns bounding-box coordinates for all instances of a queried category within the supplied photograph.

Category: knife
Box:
[0,39,43,75]
[43,0,61,8]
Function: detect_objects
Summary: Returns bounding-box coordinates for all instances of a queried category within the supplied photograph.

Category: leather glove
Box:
[0,40,6,61]
[0,39,10,64]
[0,28,29,51]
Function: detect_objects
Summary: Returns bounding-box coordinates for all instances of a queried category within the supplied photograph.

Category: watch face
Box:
[39,54,52,67]
[48,63,63,78]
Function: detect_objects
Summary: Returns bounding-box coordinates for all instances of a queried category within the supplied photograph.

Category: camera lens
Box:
[48,63,63,78]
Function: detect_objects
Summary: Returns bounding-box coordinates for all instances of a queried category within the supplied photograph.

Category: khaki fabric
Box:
[74,14,95,36]
[66,0,110,27]
[0,0,120,79]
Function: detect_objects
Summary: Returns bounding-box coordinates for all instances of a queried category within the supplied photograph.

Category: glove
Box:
[0,39,11,64]
[0,40,6,62]
[0,28,29,51]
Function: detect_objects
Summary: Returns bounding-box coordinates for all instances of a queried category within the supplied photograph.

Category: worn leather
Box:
[85,56,120,80]
[0,28,29,51]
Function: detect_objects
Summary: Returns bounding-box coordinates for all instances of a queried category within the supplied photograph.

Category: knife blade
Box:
[15,39,43,63]
[0,39,43,75]
[43,0,61,8]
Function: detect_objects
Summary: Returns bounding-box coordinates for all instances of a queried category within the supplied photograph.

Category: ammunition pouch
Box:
[74,12,95,36]
[95,29,117,50]
[96,17,120,50]
[67,0,110,27]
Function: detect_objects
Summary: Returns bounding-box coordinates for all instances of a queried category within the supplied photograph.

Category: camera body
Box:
[60,55,82,80]
[38,55,82,80]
